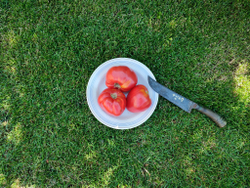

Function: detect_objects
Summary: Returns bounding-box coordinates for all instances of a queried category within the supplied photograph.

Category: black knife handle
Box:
[194,105,227,128]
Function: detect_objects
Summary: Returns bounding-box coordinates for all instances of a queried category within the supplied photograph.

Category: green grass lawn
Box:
[1,0,250,187]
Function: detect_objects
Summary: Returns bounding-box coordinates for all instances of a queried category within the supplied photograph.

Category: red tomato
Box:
[98,88,126,116]
[106,66,138,92]
[126,85,152,113]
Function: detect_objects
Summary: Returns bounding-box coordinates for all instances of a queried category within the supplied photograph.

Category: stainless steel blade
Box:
[148,76,196,113]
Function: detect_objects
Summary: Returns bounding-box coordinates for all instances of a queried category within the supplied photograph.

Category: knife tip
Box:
[148,75,155,82]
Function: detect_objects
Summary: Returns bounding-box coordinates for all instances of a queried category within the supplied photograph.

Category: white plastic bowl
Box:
[86,58,159,129]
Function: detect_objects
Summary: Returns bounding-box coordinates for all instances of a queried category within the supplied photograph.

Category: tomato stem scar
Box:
[114,83,121,89]
[110,93,117,99]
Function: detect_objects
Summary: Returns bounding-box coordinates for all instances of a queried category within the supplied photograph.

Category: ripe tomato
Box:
[98,88,126,116]
[106,66,138,92]
[126,85,152,113]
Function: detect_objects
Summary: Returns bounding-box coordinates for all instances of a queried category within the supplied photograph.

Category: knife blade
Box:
[148,76,226,128]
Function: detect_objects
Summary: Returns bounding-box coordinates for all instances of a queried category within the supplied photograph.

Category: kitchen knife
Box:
[148,76,226,128]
